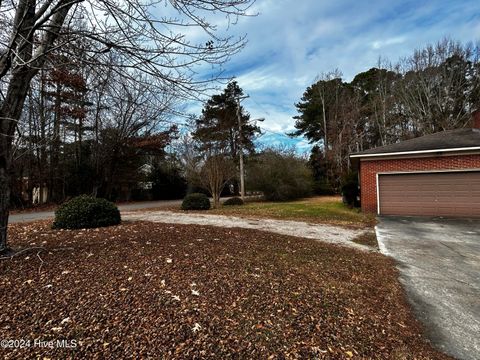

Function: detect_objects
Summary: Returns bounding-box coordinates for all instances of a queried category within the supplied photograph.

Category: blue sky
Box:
[177,0,480,153]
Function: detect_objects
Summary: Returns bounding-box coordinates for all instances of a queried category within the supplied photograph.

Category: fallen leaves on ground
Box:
[0,220,448,359]
[351,231,379,249]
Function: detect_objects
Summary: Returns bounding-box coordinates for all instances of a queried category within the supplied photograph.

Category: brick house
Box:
[350,117,480,218]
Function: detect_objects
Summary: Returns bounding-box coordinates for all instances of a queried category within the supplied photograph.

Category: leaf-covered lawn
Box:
[0,221,447,359]
[207,196,375,228]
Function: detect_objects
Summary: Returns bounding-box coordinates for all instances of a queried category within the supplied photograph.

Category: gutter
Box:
[350,146,480,159]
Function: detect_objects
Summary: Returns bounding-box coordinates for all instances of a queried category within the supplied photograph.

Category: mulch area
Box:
[0,221,449,359]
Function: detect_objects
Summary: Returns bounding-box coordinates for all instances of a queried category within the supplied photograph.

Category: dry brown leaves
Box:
[0,221,449,359]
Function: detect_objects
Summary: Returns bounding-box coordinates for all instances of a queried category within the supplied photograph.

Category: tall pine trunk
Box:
[39,72,48,203]
[49,83,62,203]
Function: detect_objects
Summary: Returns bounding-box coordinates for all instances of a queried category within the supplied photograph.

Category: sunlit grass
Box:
[210,196,375,228]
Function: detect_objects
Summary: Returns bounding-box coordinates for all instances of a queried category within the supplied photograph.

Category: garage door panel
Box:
[378,172,480,217]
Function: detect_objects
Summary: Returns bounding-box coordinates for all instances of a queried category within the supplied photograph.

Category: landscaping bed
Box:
[0,221,447,359]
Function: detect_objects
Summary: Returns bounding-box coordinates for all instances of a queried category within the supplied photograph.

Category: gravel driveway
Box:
[124,211,369,251]
[376,216,480,360]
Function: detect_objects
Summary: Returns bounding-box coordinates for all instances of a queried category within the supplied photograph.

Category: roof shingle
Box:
[351,128,480,157]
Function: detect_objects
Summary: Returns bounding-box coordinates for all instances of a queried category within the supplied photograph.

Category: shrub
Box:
[186,185,210,197]
[247,148,313,201]
[181,193,211,210]
[223,197,244,206]
[341,172,360,207]
[53,195,121,229]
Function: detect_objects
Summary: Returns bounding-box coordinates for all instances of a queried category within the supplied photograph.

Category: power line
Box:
[248,97,271,116]
[245,97,299,139]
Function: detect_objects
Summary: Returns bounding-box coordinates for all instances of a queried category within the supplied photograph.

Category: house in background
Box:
[12,177,48,206]
[351,113,480,218]
[32,186,49,204]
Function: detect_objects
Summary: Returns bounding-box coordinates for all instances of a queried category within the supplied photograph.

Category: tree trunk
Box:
[0,144,10,253]
[321,94,328,151]
[49,83,62,203]
[213,192,220,208]
[39,73,47,203]
[0,0,75,250]
[0,0,37,250]
[0,68,36,251]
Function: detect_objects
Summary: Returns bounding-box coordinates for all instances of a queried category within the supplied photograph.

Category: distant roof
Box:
[351,128,480,158]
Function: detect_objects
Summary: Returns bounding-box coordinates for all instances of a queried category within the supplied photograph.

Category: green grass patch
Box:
[211,196,375,228]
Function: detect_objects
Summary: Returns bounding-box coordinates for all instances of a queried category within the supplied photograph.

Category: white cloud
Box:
[235,67,287,91]
[371,36,406,49]
[166,0,480,152]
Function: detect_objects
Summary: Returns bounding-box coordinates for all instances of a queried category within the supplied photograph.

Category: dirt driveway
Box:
[376,216,480,360]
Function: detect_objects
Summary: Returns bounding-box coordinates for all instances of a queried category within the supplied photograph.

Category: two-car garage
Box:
[377,171,480,217]
[351,127,480,218]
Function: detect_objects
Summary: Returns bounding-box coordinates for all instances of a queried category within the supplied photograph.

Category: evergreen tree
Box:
[193,81,261,157]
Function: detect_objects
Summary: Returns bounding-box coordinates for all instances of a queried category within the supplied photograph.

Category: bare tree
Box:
[313,69,342,151]
[199,152,236,208]
[396,39,479,135]
[177,134,235,208]
[96,71,175,199]
[0,0,255,252]
[293,38,480,193]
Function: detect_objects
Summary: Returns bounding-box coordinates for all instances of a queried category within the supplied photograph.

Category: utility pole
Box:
[236,95,249,200]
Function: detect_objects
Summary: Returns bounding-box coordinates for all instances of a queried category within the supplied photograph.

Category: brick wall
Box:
[360,154,480,213]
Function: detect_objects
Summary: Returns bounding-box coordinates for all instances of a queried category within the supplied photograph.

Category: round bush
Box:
[181,193,211,210]
[223,197,244,206]
[53,195,121,229]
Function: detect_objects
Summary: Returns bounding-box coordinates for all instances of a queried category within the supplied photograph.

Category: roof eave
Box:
[350,146,480,159]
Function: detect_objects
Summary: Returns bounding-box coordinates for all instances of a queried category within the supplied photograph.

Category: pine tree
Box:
[193,81,260,158]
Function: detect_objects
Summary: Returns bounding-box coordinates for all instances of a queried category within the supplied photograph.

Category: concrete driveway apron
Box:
[376,216,480,360]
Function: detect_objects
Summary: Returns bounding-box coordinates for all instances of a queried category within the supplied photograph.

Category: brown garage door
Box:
[378,171,480,217]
